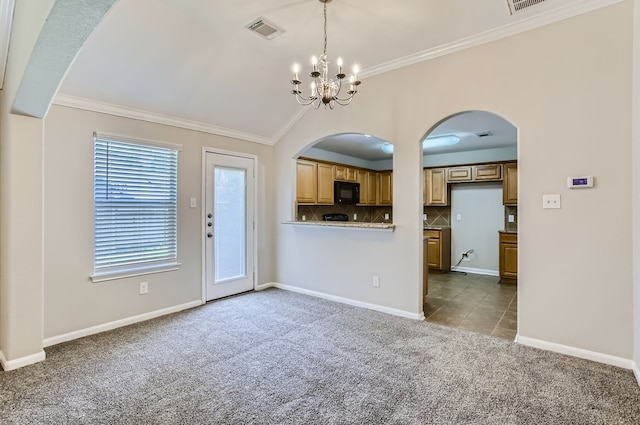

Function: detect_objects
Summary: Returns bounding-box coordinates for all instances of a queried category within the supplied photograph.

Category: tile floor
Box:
[424,272,517,340]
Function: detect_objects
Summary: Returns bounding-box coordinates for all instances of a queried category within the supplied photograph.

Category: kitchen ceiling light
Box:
[290,0,361,109]
[380,143,394,154]
[423,134,461,149]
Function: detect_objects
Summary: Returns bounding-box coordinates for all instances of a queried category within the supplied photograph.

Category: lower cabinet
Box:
[499,231,518,283]
[424,228,451,272]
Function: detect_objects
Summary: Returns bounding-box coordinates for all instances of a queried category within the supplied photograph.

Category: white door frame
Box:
[201,147,258,303]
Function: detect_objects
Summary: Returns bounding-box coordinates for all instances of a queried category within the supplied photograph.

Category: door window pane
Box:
[214,167,246,282]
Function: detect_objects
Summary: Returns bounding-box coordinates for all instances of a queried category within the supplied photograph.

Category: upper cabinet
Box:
[296,160,334,205]
[503,162,518,205]
[317,162,335,204]
[335,165,358,182]
[377,171,393,205]
[296,160,318,204]
[447,164,502,183]
[357,169,378,205]
[425,168,449,206]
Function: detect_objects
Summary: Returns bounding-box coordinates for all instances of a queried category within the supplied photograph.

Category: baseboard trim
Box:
[632,361,640,387]
[0,349,46,371]
[450,267,499,276]
[43,300,203,348]
[273,283,425,321]
[516,335,634,370]
[255,282,276,291]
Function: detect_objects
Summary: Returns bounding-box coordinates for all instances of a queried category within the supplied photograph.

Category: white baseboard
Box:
[255,282,276,291]
[43,300,203,348]
[516,335,635,370]
[273,283,425,321]
[450,266,499,277]
[632,361,640,387]
[0,349,46,371]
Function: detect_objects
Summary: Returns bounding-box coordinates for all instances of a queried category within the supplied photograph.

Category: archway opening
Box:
[293,133,394,223]
[421,111,518,340]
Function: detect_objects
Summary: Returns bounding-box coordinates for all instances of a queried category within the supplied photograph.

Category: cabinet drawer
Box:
[447,166,472,182]
[474,164,502,181]
[499,232,517,244]
[423,230,440,239]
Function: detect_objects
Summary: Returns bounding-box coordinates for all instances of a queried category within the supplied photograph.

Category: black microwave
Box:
[334,181,360,204]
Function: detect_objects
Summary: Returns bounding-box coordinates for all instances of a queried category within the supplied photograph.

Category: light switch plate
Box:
[542,194,561,209]
[190,198,197,208]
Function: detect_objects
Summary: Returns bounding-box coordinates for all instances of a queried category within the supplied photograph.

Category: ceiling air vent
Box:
[246,17,285,40]
[475,131,492,138]
[506,0,546,15]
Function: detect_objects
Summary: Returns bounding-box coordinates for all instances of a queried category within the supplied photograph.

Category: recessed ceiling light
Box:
[380,143,394,154]
[423,134,461,149]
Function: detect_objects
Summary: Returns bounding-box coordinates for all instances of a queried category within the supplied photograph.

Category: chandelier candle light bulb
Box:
[290,0,361,109]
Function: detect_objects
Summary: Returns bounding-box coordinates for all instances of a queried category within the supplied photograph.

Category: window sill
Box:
[91,262,181,283]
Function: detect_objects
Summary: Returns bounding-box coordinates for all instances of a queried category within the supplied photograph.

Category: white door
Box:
[205,152,255,301]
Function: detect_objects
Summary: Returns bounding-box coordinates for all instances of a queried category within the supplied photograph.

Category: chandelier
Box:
[290,0,361,109]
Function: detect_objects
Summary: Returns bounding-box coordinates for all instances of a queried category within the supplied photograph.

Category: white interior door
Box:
[205,152,255,301]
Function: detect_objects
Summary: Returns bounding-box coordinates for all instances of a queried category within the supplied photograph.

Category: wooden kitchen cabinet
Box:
[317,162,335,204]
[296,160,317,204]
[296,160,333,205]
[424,168,449,206]
[424,228,451,272]
[474,163,502,181]
[499,231,518,283]
[447,164,502,182]
[377,171,393,205]
[447,166,472,182]
[503,162,518,205]
[335,165,358,182]
[357,169,377,205]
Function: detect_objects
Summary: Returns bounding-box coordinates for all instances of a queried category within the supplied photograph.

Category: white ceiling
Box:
[55,0,606,145]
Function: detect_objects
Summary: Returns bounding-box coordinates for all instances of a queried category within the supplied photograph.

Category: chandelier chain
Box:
[323,1,328,58]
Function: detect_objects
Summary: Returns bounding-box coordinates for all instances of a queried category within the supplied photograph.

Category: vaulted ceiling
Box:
[49,0,608,145]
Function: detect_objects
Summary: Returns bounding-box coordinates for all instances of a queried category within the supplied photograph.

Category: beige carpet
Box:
[0,288,639,424]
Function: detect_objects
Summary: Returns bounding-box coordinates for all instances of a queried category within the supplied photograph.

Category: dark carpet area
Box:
[1,288,639,424]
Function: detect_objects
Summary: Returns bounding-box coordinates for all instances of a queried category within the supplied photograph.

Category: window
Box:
[92,134,180,281]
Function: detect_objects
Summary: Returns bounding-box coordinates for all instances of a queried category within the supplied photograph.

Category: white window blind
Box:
[94,136,178,274]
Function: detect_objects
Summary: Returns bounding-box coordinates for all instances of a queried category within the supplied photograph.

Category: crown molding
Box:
[361,0,624,80]
[53,94,275,146]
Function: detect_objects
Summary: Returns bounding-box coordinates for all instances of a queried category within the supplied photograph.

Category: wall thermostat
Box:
[567,176,594,189]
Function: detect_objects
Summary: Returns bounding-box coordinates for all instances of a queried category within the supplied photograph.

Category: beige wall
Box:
[43,105,275,339]
[275,2,634,359]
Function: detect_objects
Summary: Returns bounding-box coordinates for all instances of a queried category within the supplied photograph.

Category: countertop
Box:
[499,229,518,234]
[423,226,450,230]
[282,220,396,231]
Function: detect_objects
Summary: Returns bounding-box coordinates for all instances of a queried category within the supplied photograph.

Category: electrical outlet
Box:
[508,214,515,223]
[139,282,148,295]
[372,276,380,287]
[302,215,306,221]
[384,213,389,220]
[461,251,471,261]
[456,213,462,221]
[353,213,357,221]
[422,214,427,221]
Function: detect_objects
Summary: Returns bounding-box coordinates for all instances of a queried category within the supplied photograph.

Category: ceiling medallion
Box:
[290,0,361,109]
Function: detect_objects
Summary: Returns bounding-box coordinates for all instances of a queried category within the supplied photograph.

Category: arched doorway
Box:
[421,111,518,340]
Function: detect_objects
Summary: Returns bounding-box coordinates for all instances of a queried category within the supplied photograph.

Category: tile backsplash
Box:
[424,205,518,231]
[298,205,393,223]
[423,207,451,227]
[505,206,518,232]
